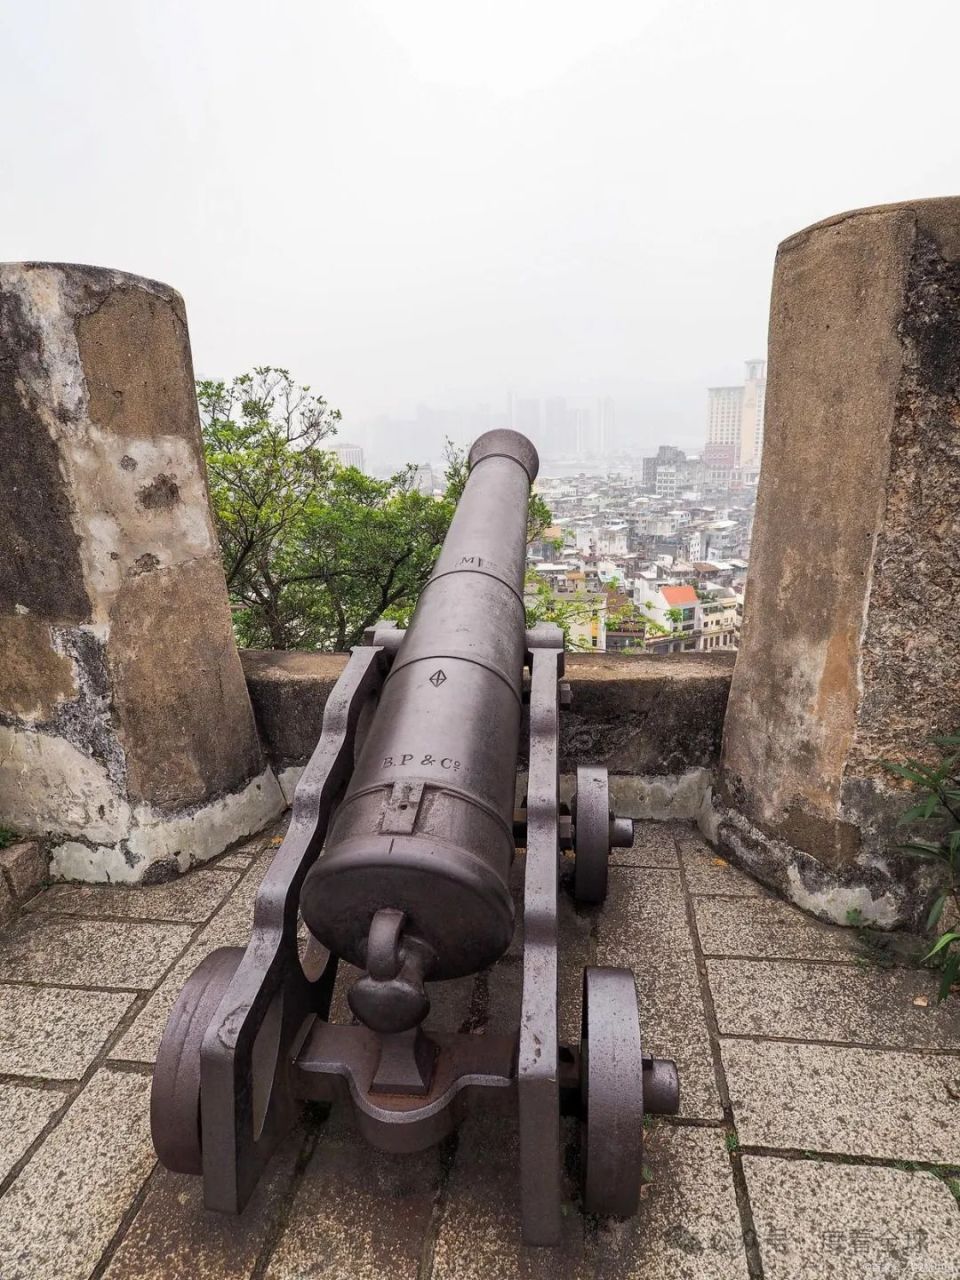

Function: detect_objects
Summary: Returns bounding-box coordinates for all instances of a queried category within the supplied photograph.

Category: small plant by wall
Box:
[883,733,960,1001]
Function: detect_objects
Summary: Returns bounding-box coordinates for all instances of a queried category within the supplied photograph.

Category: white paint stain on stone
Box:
[697,783,722,845]
[48,841,128,883]
[124,768,285,873]
[513,767,712,824]
[607,768,712,821]
[784,862,900,928]
[277,765,304,805]
[48,767,285,883]
[0,725,130,844]
[0,265,89,439]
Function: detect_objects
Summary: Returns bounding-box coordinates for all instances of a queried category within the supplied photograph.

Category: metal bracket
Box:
[518,624,565,1246]
[198,644,389,1212]
[362,619,406,656]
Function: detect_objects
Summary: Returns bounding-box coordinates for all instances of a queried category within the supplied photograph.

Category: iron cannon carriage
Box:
[151,428,679,1245]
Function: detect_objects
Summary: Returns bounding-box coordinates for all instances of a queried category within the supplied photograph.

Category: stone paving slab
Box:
[1,815,958,1278]
[596,868,722,1120]
[216,853,254,870]
[709,958,960,1049]
[0,982,133,1078]
[677,832,767,897]
[112,938,241,1064]
[611,821,682,868]
[264,1126,444,1280]
[695,895,859,961]
[743,1155,960,1280]
[0,1068,155,1280]
[722,1038,960,1164]
[28,869,240,922]
[431,1109,750,1280]
[0,1083,64,1181]
[431,1109,587,1280]
[587,1124,752,1280]
[111,856,273,1062]
[103,1132,305,1279]
[0,917,194,989]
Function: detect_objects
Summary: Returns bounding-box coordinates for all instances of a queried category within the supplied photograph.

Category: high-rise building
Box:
[738,359,767,472]
[574,406,593,456]
[544,397,576,454]
[511,396,542,438]
[596,397,616,454]
[331,442,365,471]
[642,444,687,487]
[412,463,435,495]
[704,360,766,479]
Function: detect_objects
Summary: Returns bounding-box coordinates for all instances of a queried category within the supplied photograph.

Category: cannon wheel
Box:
[580,966,645,1217]
[151,947,244,1175]
[573,766,611,904]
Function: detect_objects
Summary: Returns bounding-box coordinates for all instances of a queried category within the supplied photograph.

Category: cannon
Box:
[150,428,679,1244]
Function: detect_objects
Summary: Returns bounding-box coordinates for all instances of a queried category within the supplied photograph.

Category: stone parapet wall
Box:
[240,647,735,809]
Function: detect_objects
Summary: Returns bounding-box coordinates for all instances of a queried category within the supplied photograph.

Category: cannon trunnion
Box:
[150,429,679,1245]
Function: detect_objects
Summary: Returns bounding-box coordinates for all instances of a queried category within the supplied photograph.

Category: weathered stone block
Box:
[0,983,133,1078]
[558,651,734,773]
[0,840,46,901]
[0,264,284,881]
[716,198,960,928]
[240,648,734,805]
[0,878,14,928]
[240,649,347,799]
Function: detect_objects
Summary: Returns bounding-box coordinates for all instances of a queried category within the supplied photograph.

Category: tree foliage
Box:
[200,368,456,650]
[523,574,600,651]
[882,734,960,1001]
[199,374,553,652]
[523,574,666,651]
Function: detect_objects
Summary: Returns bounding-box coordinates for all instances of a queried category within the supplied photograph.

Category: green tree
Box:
[200,368,456,650]
[199,375,554,651]
[882,734,960,1001]
[198,367,340,597]
[613,597,670,642]
[524,572,601,651]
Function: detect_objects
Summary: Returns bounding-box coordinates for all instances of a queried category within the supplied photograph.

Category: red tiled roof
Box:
[660,585,698,606]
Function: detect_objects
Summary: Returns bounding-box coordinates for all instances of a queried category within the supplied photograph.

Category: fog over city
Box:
[4,0,960,465]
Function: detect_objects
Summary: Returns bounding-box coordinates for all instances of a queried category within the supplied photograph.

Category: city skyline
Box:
[342,359,762,471]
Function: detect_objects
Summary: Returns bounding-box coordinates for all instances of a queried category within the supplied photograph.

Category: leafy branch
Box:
[882,732,960,1000]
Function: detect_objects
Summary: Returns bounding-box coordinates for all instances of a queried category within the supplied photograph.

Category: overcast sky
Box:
[3,0,960,454]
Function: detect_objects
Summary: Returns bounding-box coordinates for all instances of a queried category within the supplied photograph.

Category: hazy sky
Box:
[4,1,960,452]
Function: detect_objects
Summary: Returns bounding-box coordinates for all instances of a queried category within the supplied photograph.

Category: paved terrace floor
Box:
[1,819,959,1280]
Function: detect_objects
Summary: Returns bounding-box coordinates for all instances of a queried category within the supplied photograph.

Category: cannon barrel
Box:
[299,429,539,1013]
[152,425,679,1237]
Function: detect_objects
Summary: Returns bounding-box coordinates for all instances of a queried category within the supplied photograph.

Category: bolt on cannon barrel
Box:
[299,429,539,1033]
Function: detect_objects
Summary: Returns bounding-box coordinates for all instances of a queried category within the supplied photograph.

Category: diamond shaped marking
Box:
[429,669,447,687]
